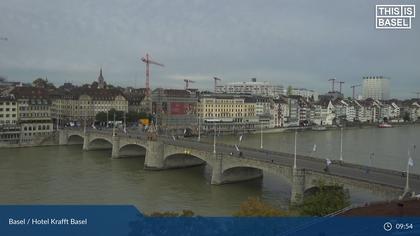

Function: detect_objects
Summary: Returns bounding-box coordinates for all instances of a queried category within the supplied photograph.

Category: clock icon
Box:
[384,222,393,232]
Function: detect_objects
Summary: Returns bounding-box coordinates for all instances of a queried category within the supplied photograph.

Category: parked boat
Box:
[312,126,327,131]
[378,123,393,128]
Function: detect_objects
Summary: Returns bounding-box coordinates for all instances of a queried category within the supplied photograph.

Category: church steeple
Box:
[98,67,105,89]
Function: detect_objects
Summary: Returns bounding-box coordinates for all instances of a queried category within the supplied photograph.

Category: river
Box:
[0,125,418,216]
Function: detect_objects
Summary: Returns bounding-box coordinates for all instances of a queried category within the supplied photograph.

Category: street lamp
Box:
[367,152,374,173]
[293,129,297,169]
[106,110,109,128]
[112,112,116,137]
[198,114,201,142]
[213,123,216,154]
[339,127,344,162]
[260,122,263,149]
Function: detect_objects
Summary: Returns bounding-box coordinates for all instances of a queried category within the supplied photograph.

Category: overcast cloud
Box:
[0,0,419,98]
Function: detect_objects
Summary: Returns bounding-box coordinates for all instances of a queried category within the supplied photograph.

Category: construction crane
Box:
[338,81,345,94]
[213,77,221,93]
[184,79,195,90]
[413,92,420,99]
[141,53,164,112]
[328,78,336,92]
[140,53,164,97]
[350,84,361,99]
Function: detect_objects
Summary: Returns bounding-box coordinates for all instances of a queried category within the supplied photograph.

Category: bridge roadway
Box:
[59,129,420,203]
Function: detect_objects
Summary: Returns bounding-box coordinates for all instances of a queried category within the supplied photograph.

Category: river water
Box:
[0,125,418,216]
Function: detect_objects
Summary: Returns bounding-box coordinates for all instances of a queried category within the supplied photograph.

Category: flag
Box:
[234,144,240,152]
[123,127,127,133]
[239,135,243,142]
[408,149,414,167]
[408,157,414,167]
[91,123,96,129]
[326,158,332,166]
[313,144,317,152]
[172,135,176,141]
[184,129,187,134]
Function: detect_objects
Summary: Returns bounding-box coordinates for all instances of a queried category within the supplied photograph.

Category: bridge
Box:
[58,129,420,204]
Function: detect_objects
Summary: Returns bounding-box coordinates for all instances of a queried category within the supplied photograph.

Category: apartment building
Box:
[51,87,128,125]
[197,94,258,132]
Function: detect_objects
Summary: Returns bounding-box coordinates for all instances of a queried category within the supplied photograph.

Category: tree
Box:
[95,112,107,122]
[108,108,124,121]
[296,181,350,216]
[33,78,47,88]
[234,197,289,217]
[287,86,293,96]
[91,81,99,89]
[32,78,55,89]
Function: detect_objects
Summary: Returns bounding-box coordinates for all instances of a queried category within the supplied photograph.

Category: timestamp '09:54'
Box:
[395,223,414,230]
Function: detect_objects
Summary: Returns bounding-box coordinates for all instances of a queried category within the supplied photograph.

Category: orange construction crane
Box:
[141,53,164,97]
[213,77,221,92]
[184,79,195,90]
[351,84,361,99]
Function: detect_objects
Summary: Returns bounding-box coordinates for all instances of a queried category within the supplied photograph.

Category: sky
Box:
[0,0,419,98]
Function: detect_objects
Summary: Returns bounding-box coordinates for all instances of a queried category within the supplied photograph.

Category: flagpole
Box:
[293,129,297,169]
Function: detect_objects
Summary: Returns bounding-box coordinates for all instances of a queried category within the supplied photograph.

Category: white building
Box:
[290,88,319,101]
[362,76,390,100]
[215,78,284,97]
[0,96,18,125]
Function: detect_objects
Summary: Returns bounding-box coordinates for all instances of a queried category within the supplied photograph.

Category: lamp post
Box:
[112,112,116,137]
[293,129,297,169]
[198,114,201,142]
[213,123,216,154]
[367,152,374,173]
[340,127,343,162]
[106,110,109,128]
[123,111,126,134]
[83,111,86,134]
[260,122,263,149]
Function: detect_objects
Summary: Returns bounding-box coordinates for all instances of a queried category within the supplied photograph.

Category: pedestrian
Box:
[324,158,332,172]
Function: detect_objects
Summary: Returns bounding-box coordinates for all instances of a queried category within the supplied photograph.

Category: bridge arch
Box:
[118,144,147,157]
[221,166,263,184]
[220,158,294,185]
[68,134,84,144]
[163,153,207,169]
[88,137,113,150]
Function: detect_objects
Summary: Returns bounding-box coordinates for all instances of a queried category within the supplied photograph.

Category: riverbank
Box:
[0,133,58,149]
[250,121,419,135]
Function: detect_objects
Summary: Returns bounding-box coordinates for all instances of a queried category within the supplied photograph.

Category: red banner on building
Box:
[170,102,194,115]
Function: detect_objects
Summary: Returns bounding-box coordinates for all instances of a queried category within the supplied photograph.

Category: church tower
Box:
[98,68,105,89]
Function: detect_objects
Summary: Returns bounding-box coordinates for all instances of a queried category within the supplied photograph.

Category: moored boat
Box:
[378,123,392,128]
[312,126,327,131]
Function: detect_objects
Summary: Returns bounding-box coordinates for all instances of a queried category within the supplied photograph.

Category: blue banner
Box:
[0,205,419,236]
